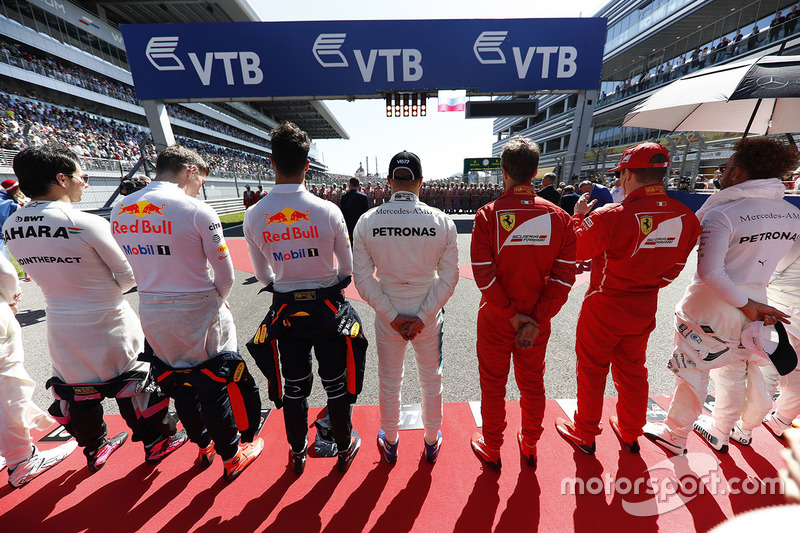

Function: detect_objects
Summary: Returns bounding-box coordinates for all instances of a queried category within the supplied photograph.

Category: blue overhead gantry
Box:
[121,18,606,178]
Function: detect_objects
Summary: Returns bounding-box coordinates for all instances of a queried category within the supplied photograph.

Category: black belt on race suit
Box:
[246,276,368,409]
[46,369,158,402]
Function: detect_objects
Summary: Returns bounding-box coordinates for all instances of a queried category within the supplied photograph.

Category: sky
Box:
[250,0,608,179]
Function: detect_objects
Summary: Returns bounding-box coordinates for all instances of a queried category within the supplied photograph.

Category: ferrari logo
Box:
[640,216,654,235]
[500,213,516,232]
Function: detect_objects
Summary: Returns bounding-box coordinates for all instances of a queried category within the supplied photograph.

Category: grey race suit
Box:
[353,190,459,444]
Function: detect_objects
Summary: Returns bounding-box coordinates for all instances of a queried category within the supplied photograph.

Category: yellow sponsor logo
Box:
[294,291,316,301]
[233,362,245,382]
[73,386,98,395]
[500,213,516,232]
[265,208,311,226]
[217,244,228,253]
[117,201,166,217]
[258,324,267,344]
[640,216,654,235]
[351,322,360,338]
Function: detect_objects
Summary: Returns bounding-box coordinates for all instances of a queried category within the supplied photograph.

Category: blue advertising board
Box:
[121,18,607,101]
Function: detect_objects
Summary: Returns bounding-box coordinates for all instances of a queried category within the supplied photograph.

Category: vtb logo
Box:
[472,31,578,80]
[313,33,422,83]
[145,36,264,86]
[118,201,165,217]
[146,36,184,71]
[265,209,311,226]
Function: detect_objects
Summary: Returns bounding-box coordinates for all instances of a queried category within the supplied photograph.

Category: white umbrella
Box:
[622,54,800,135]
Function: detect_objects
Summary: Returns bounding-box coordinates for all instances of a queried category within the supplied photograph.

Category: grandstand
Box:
[492,0,800,186]
[0,0,349,211]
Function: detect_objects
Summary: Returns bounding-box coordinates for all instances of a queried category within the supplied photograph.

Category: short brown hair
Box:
[270,122,310,177]
[501,136,540,183]
[733,136,800,179]
[155,144,209,177]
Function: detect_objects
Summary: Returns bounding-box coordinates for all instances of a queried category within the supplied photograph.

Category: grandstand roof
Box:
[77,0,260,25]
[73,0,348,140]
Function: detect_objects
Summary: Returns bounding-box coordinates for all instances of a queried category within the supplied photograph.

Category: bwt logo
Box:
[313,33,422,83]
[473,31,578,79]
[145,37,264,86]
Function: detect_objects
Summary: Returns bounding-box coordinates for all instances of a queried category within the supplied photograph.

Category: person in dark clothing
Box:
[770,12,785,42]
[340,177,370,241]
[536,172,562,206]
[748,25,760,51]
[559,185,580,215]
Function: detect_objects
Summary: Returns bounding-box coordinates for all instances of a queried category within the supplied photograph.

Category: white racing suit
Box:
[667,312,773,437]
[664,179,800,437]
[762,239,800,424]
[353,190,459,444]
[4,201,147,383]
[2,201,171,454]
[112,181,257,460]
[0,254,53,467]
[138,290,237,369]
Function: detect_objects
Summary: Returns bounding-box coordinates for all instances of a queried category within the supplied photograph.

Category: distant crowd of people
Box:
[0,37,272,150]
[305,180,507,214]
[0,91,274,179]
[599,7,800,106]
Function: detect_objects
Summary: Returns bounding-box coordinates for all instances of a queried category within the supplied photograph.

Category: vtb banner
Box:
[121,18,607,101]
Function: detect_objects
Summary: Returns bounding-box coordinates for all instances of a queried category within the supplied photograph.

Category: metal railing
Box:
[86,197,244,221]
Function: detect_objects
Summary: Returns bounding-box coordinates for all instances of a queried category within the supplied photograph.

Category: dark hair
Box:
[270,122,310,177]
[392,168,413,180]
[155,144,209,177]
[500,136,540,183]
[12,144,79,198]
[632,154,669,183]
[733,136,800,179]
[349,177,360,188]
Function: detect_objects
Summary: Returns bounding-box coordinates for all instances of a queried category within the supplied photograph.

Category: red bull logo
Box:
[265,209,311,226]
[117,201,166,218]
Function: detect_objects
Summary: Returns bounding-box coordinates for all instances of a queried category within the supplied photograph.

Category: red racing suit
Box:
[471,183,576,449]
[572,184,701,442]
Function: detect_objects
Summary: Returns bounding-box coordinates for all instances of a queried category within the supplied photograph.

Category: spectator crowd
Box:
[0,90,275,179]
[0,37,273,151]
